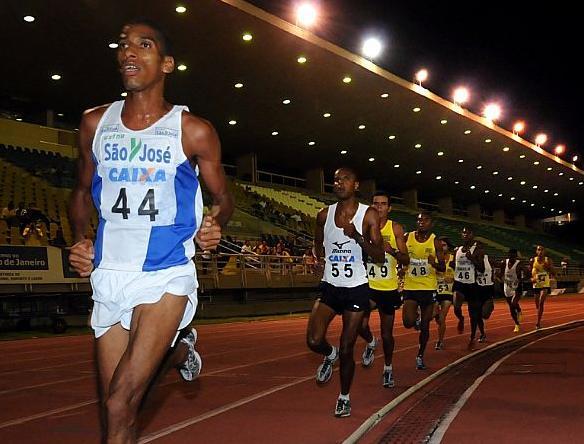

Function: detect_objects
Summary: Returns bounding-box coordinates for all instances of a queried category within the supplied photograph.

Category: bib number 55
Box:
[332,263,353,278]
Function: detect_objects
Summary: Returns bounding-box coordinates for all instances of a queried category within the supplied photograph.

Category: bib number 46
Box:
[111,188,159,222]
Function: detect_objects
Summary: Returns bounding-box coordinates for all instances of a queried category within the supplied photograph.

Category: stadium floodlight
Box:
[483,103,501,121]
[453,87,469,105]
[296,3,318,28]
[513,121,525,134]
[554,144,565,155]
[362,38,382,59]
[535,133,547,146]
[415,69,428,86]
[573,155,579,162]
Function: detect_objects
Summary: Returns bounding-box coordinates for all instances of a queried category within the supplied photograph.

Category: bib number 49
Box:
[111,188,159,222]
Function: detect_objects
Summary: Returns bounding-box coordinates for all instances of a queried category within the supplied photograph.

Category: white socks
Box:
[339,393,350,401]
[384,364,393,372]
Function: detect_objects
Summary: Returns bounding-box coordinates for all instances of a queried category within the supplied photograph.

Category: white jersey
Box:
[454,244,477,284]
[322,203,368,288]
[476,255,494,287]
[504,259,520,297]
[91,101,203,272]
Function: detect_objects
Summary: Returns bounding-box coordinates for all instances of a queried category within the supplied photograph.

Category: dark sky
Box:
[249,0,582,163]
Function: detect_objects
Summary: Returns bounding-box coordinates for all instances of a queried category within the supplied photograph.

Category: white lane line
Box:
[0,375,92,396]
[428,328,571,443]
[0,400,98,429]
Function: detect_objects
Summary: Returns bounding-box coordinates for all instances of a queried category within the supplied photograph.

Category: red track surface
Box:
[1,294,583,444]
[442,324,584,444]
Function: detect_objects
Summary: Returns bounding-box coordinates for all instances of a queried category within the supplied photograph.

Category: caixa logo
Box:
[104,138,172,163]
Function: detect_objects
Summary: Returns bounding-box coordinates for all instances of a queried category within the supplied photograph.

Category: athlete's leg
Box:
[306,300,337,355]
[438,300,452,344]
[453,291,465,333]
[105,293,188,443]
[95,323,129,437]
[467,296,481,341]
[506,297,519,325]
[536,289,548,328]
[339,310,365,395]
[379,310,396,366]
[357,303,374,344]
[418,303,434,357]
[402,299,419,329]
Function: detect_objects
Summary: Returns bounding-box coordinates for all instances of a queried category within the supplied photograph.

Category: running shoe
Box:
[457,317,464,334]
[478,334,487,343]
[435,340,444,350]
[178,328,202,382]
[414,317,421,331]
[334,398,351,417]
[513,324,520,333]
[415,355,426,370]
[362,338,377,368]
[382,368,395,388]
[316,346,338,384]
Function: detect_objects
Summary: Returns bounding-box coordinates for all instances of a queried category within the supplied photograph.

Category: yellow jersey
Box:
[367,220,399,291]
[437,253,455,295]
[532,256,551,288]
[404,232,437,291]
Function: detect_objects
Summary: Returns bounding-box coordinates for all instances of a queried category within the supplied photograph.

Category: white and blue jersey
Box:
[91,100,203,272]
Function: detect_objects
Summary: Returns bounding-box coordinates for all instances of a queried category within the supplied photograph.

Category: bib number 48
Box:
[111,188,159,222]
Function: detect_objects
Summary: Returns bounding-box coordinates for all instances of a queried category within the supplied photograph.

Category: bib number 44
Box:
[111,188,159,221]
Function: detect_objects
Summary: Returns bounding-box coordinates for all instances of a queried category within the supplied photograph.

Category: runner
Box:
[499,249,523,332]
[67,19,233,443]
[306,167,384,417]
[402,211,445,370]
[475,251,495,344]
[434,237,455,350]
[532,245,555,329]
[359,190,409,388]
[451,227,483,336]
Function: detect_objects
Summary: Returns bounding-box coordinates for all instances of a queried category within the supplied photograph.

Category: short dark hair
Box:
[439,236,454,249]
[124,18,174,57]
[418,210,433,219]
[335,166,359,181]
[373,190,391,202]
[462,225,474,233]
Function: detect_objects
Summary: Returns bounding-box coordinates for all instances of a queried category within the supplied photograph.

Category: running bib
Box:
[438,281,453,294]
[409,258,430,278]
[456,266,473,283]
[367,261,395,280]
[537,272,547,283]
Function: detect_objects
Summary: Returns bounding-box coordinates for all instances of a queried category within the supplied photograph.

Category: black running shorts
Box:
[403,290,436,307]
[319,282,370,314]
[436,293,454,303]
[369,289,402,315]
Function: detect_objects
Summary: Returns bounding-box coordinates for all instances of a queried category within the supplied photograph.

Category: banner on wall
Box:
[0,245,88,284]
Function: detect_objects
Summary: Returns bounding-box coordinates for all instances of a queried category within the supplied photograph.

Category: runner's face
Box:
[440,240,449,253]
[416,214,432,232]
[333,169,358,199]
[461,228,473,243]
[117,24,174,92]
[536,246,544,257]
[372,196,389,219]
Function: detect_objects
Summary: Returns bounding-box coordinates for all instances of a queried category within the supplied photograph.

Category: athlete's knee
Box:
[306,334,324,352]
[381,329,394,345]
[403,318,415,329]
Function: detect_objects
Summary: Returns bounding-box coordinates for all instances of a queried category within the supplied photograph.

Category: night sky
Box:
[249,0,582,163]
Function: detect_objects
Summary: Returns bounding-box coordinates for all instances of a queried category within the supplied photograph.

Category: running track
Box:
[1,294,583,443]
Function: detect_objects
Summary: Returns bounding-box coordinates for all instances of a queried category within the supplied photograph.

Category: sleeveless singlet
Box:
[437,253,455,295]
[532,257,551,288]
[404,232,437,291]
[476,255,494,286]
[91,100,203,272]
[367,220,399,291]
[454,244,477,284]
[322,203,368,288]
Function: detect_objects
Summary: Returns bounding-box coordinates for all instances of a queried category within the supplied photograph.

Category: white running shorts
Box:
[90,261,198,346]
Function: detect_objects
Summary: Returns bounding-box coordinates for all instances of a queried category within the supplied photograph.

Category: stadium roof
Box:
[1,0,583,218]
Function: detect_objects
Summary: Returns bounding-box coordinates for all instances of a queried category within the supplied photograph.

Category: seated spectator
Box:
[241,240,254,254]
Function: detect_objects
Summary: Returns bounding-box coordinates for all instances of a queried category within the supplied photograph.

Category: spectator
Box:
[561,257,568,275]
[1,201,18,228]
[241,240,254,254]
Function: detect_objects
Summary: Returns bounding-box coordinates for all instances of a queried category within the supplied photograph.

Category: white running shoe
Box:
[362,338,377,367]
[334,397,351,417]
[316,346,338,384]
[179,328,202,382]
[382,368,395,388]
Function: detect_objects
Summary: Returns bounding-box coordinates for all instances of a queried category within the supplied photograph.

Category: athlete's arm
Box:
[449,247,457,269]
[391,222,410,266]
[313,207,327,260]
[182,113,234,250]
[546,258,556,277]
[68,106,106,277]
[468,242,485,272]
[355,207,384,263]
[431,237,446,272]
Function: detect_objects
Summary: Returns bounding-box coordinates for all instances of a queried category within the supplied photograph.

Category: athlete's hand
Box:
[384,242,396,256]
[196,206,222,251]
[68,239,94,277]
